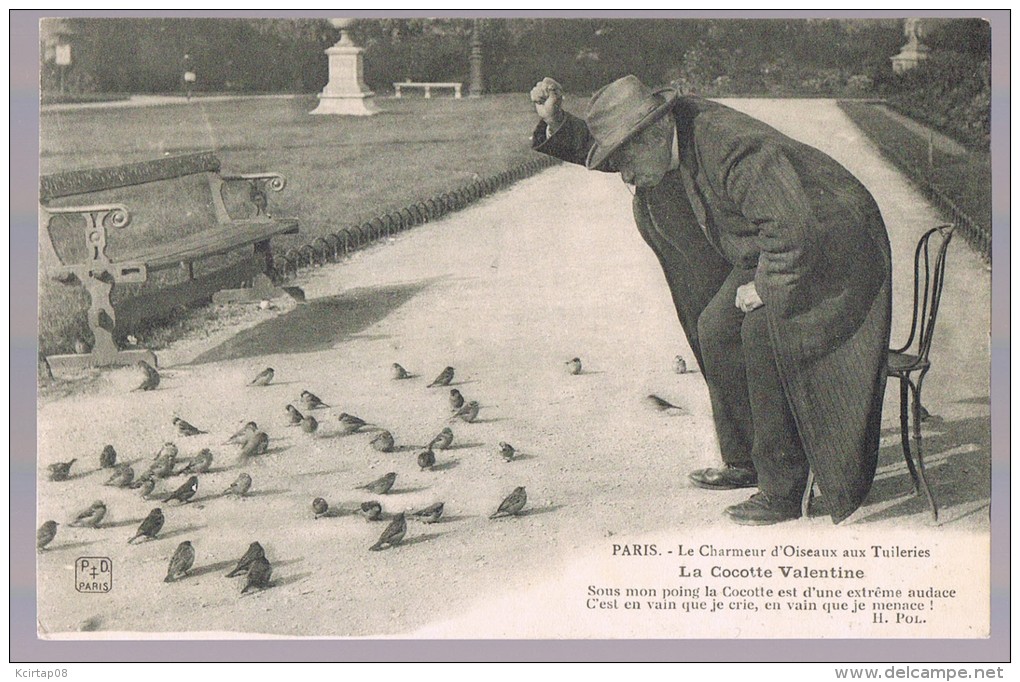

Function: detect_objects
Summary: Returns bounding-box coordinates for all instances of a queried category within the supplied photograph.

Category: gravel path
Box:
[36,99,990,640]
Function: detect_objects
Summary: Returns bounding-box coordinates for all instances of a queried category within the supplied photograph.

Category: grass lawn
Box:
[837,100,991,260]
[39,94,545,357]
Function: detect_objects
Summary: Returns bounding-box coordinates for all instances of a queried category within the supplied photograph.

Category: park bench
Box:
[392,81,463,99]
[39,150,300,372]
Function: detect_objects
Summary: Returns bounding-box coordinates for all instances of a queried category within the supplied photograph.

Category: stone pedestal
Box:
[890,18,931,74]
[310,29,378,116]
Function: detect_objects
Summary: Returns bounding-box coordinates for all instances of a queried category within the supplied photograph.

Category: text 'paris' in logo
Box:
[75,557,112,593]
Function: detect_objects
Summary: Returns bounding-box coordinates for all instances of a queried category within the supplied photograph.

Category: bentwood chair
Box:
[885,223,955,522]
[802,224,955,522]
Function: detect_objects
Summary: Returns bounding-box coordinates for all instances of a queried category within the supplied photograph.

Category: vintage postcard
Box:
[19,10,1005,661]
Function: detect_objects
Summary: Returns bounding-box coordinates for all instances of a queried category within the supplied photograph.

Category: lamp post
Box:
[310,18,379,116]
[468,18,484,98]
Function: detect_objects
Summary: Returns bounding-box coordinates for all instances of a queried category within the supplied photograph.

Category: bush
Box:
[882,51,990,149]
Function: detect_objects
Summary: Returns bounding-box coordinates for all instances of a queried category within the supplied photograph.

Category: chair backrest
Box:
[893,224,955,360]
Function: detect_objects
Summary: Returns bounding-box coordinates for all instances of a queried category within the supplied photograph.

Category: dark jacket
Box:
[533,96,892,523]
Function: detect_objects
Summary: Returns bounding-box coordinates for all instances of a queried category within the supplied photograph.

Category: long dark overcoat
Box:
[533,96,892,523]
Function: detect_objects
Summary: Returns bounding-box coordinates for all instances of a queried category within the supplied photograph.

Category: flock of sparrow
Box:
[37,356,600,595]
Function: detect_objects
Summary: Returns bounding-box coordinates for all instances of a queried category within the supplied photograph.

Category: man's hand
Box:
[735,282,764,313]
[530,77,564,129]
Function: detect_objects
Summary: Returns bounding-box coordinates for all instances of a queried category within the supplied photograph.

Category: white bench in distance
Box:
[393,82,463,99]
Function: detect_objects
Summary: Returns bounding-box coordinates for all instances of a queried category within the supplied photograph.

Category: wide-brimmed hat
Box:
[584,75,679,171]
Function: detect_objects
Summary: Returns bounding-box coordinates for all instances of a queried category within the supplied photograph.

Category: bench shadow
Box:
[189,279,439,364]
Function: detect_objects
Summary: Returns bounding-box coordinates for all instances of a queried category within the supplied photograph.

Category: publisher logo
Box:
[75,557,112,593]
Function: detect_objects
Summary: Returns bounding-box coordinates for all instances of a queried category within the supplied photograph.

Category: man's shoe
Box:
[725,493,801,526]
[689,465,758,490]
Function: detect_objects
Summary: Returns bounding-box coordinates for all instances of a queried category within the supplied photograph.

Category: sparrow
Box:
[490,486,527,519]
[300,415,319,435]
[104,463,135,488]
[428,427,454,451]
[153,441,179,462]
[449,388,465,411]
[178,448,213,475]
[173,417,207,436]
[412,502,444,524]
[164,541,195,582]
[369,430,395,453]
[285,404,304,426]
[674,355,688,374]
[164,475,198,504]
[300,390,330,410]
[249,179,269,217]
[47,458,76,482]
[136,478,157,500]
[223,473,252,497]
[337,412,369,435]
[645,394,685,413]
[391,363,410,380]
[312,497,329,519]
[226,541,266,577]
[359,501,383,521]
[144,450,176,480]
[74,338,90,355]
[450,400,480,423]
[241,556,273,594]
[250,367,275,386]
[427,366,455,388]
[369,512,406,551]
[498,441,516,462]
[225,421,258,445]
[70,500,107,528]
[128,508,165,543]
[357,471,396,495]
[37,520,58,550]
[99,444,117,468]
[417,449,436,471]
[238,431,270,459]
[133,360,160,391]
[566,357,582,375]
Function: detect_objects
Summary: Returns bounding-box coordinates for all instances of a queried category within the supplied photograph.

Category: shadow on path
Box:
[820,407,991,525]
[189,279,438,364]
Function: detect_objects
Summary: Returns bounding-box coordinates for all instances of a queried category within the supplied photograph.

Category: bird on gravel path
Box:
[133,361,160,391]
[369,513,406,551]
[490,487,527,519]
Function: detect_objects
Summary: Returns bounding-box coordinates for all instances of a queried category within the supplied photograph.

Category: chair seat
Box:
[887,350,929,375]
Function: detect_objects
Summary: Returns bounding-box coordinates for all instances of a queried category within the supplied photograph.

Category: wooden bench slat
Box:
[40,151,221,201]
[121,218,298,270]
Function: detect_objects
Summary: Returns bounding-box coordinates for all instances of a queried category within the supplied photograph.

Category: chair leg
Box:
[801,469,815,519]
[899,378,921,491]
[910,381,939,522]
